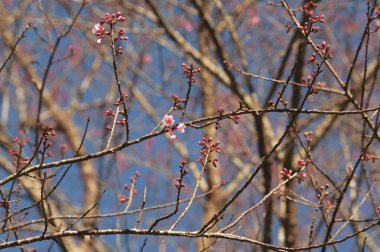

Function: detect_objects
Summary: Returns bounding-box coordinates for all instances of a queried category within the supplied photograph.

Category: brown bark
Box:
[197,9,226,251]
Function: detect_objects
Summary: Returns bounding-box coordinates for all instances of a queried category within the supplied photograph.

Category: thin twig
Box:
[106,106,120,149]
[1,106,379,187]
[41,172,48,238]
[169,151,209,231]
[135,187,147,229]
[224,61,345,96]
[0,220,378,251]
[0,24,30,73]
[64,189,107,231]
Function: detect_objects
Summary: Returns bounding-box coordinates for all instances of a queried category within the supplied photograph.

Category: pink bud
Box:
[119,195,129,203]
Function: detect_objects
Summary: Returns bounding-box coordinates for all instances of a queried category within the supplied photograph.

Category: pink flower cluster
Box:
[92,11,128,45]
[163,115,186,142]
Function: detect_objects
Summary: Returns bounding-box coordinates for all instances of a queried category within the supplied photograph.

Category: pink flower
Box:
[163,115,175,127]
[92,23,106,44]
[177,123,186,133]
[92,23,105,36]
[93,12,129,45]
[377,206,380,214]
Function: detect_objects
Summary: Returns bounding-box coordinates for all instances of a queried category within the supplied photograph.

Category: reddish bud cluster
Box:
[171,94,186,104]
[105,108,114,116]
[105,93,129,130]
[214,106,225,129]
[281,161,309,184]
[9,134,31,165]
[197,137,221,167]
[306,53,317,64]
[303,41,333,86]
[298,5,324,34]
[37,125,57,159]
[300,21,321,33]
[298,21,320,33]
[298,22,309,32]
[92,11,128,47]
[175,160,188,189]
[119,171,141,203]
[130,171,141,183]
[99,12,126,25]
[175,181,185,189]
[10,126,57,166]
[280,167,293,180]
[181,63,201,85]
[13,137,26,148]
[171,94,187,110]
[298,159,308,167]
[37,124,56,138]
[179,160,187,168]
[114,93,128,105]
[116,118,126,126]
[303,1,318,16]
[316,41,334,59]
[309,15,325,24]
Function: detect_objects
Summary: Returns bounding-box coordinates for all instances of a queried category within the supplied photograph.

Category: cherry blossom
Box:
[92,24,105,36]
[163,115,175,127]
[177,123,186,133]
